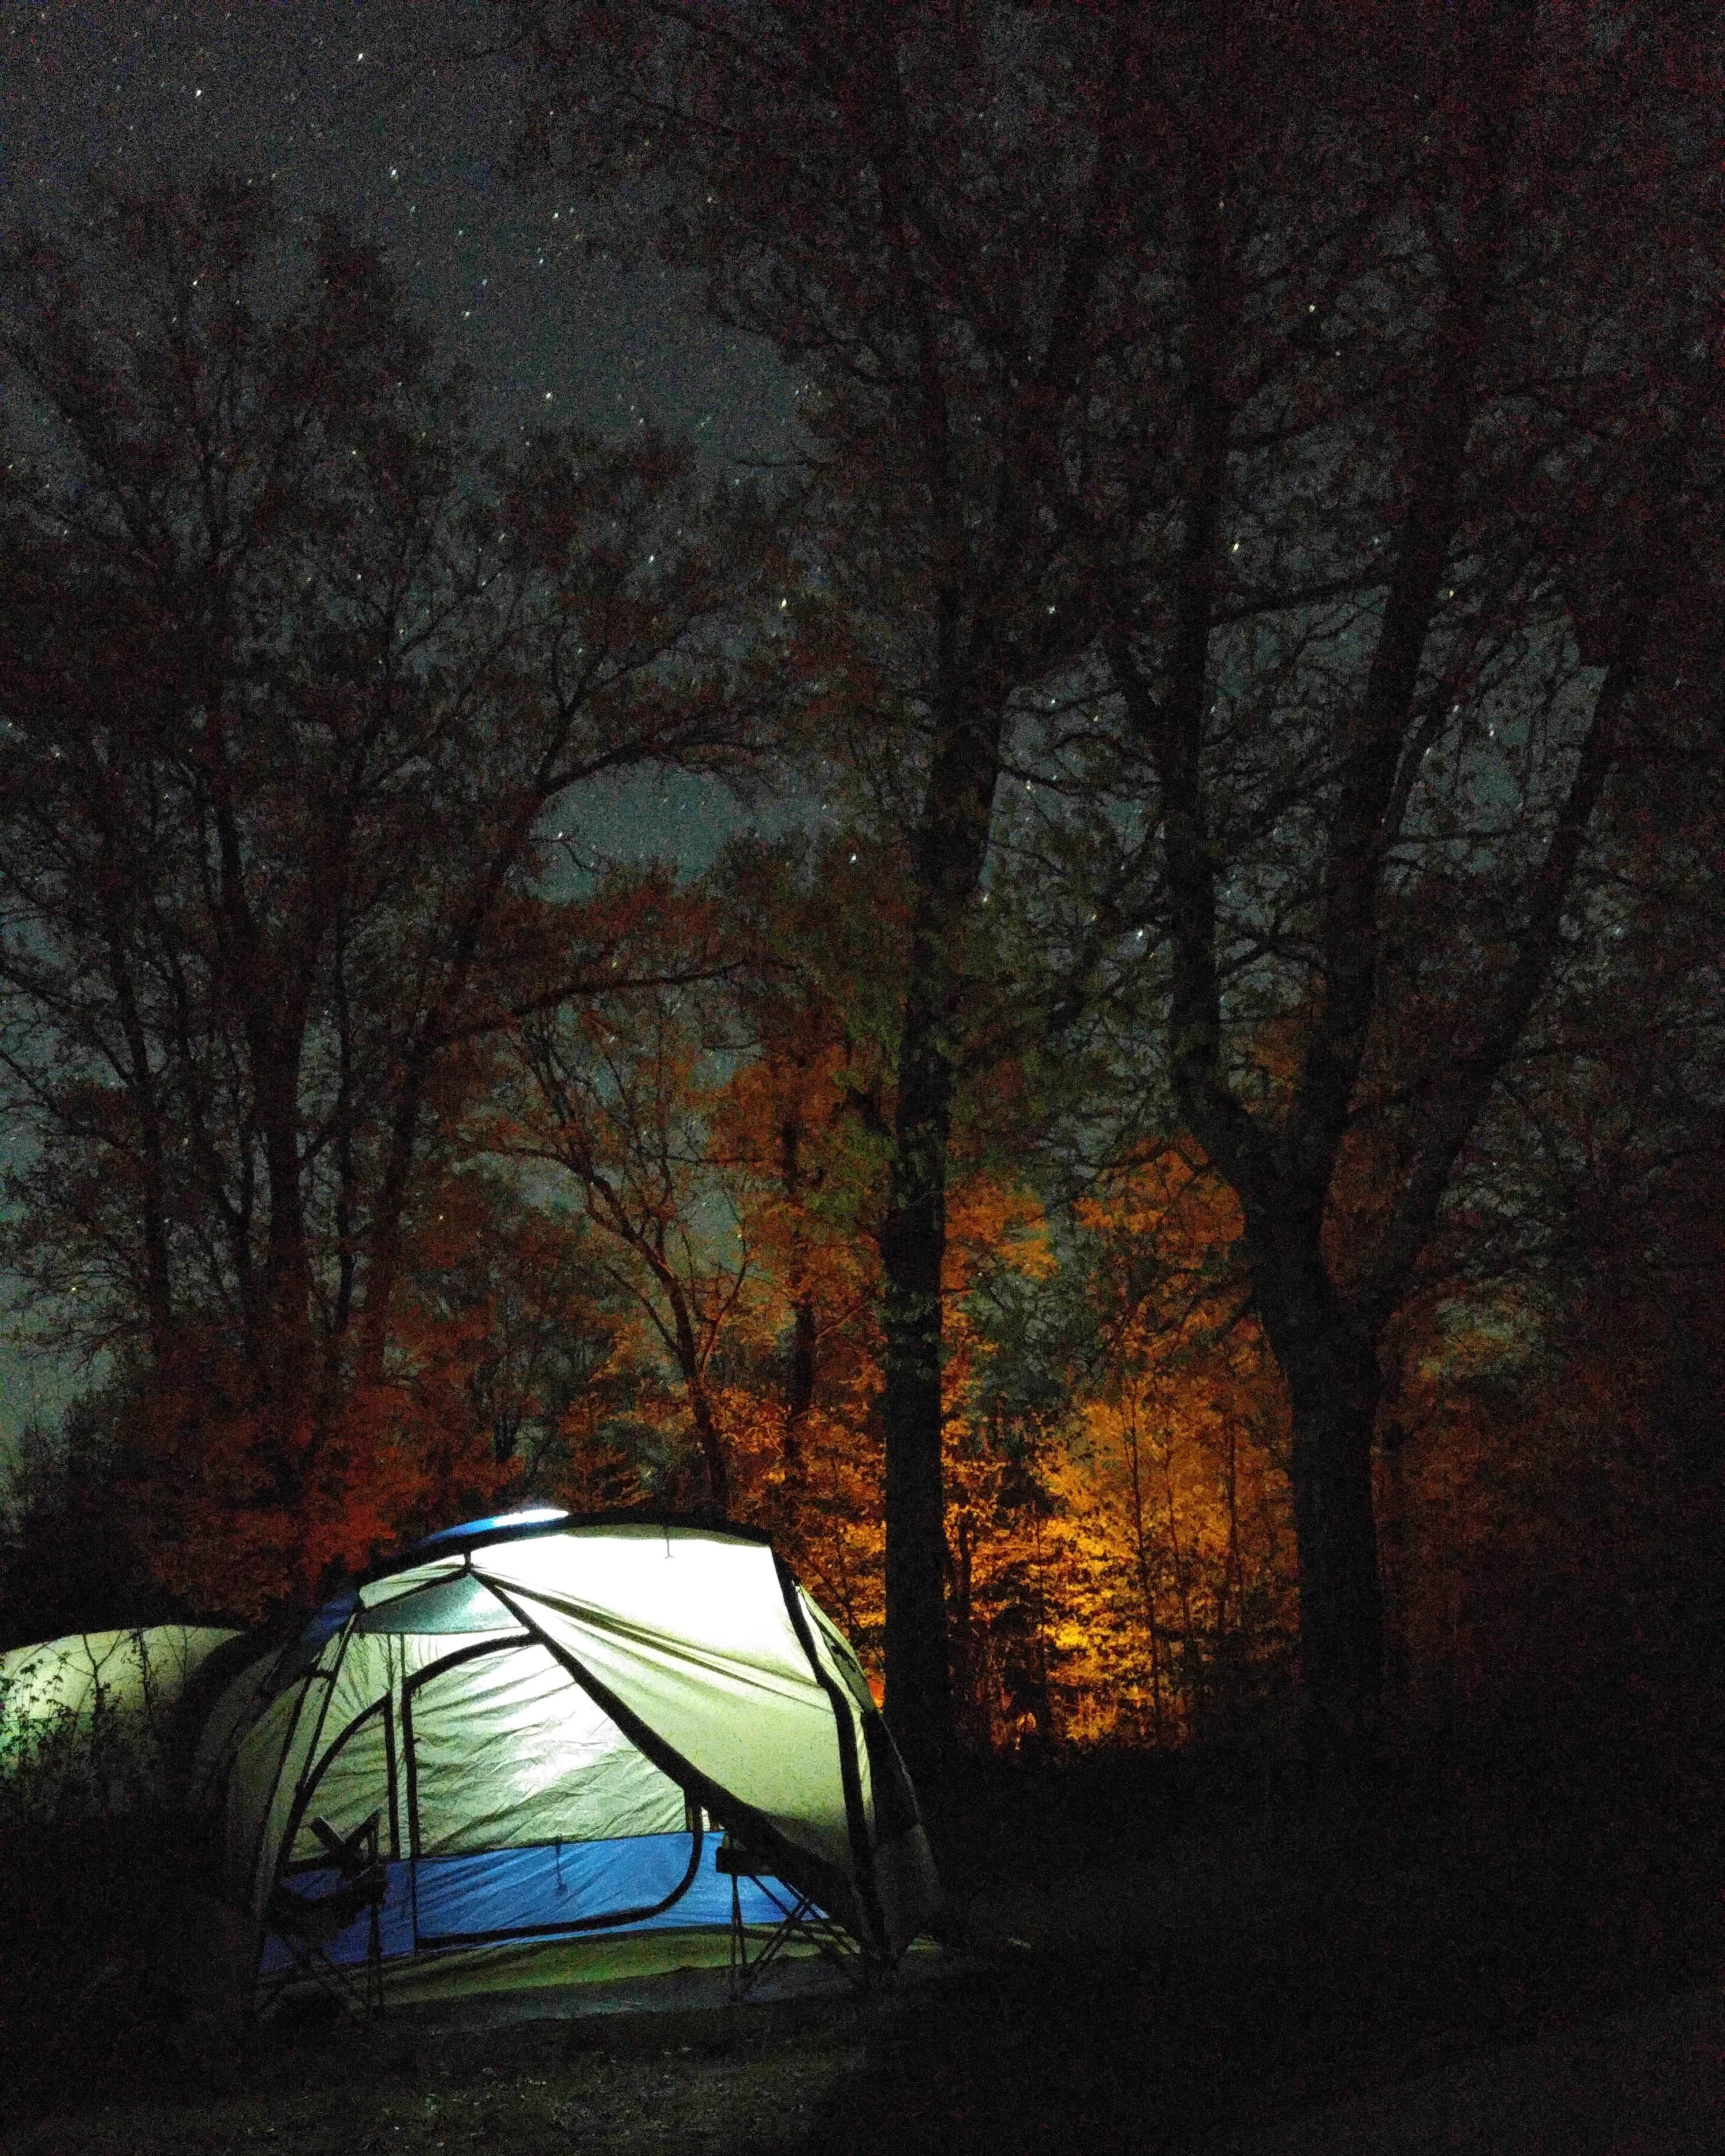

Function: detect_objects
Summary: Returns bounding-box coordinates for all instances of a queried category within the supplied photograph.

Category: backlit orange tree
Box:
[1068,1145,1298,1751]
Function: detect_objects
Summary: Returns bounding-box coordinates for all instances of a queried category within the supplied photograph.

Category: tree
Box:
[505,1,1725,1772]
[507,0,1121,1783]
[386,1169,656,1509]
[495,893,756,1511]
[494,839,902,1522]
[1054,2,1725,1763]
[0,180,786,1606]
[703,833,904,1499]
[1071,1141,1297,1747]
[1375,762,1725,1761]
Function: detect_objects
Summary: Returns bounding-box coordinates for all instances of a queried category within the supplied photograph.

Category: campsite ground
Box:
[2,1739,1720,2155]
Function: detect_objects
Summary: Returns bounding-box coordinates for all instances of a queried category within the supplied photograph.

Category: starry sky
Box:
[0,1,810,1450]
[3,0,801,449]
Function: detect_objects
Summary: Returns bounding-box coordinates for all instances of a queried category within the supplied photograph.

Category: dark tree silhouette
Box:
[0,180,785,1602]
[1058,4,1724,1763]
[505,0,1725,1773]
[507,0,1117,1783]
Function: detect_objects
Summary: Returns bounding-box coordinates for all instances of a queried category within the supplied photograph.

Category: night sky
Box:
[3,1,800,450]
[0,1,811,1447]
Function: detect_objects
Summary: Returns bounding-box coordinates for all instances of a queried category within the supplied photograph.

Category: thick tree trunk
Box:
[1242,1197,1389,1770]
[664,1274,729,1516]
[1280,1331,1386,1772]
[1377,1413,1412,1735]
[879,697,1002,1790]
[880,999,959,1790]
[686,1376,729,1517]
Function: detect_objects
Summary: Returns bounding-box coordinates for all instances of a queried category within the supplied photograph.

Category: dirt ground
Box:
[3,2018,861,2156]
[3,1752,1722,2155]
[1217,1985,1725,2156]
[0,1945,914,2156]
[5,1956,1720,2156]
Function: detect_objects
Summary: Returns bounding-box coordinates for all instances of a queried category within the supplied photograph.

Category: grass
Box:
[1,1737,1720,2154]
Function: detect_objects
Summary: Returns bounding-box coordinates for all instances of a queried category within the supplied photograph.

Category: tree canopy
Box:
[3,13,1723,1786]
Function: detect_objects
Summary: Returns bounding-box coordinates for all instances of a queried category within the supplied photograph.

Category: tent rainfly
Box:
[199,1510,941,2001]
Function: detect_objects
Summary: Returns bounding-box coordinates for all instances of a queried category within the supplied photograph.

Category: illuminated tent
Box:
[0,1625,243,1818]
[199,1509,940,2004]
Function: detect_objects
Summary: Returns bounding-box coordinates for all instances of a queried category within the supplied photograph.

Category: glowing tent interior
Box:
[195,1509,941,2006]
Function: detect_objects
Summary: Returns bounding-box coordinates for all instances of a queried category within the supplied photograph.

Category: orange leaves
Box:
[1076,1141,1250,1361]
[111,1312,515,1621]
[945,1175,1054,1294]
[1061,1143,1298,1743]
[712,1034,884,1310]
[2,177,802,1624]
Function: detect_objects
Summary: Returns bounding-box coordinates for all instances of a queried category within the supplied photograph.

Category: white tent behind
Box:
[0,1625,242,1817]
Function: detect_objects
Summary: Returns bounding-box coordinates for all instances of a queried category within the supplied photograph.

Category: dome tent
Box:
[1,1625,244,1818]
[201,1508,940,2006]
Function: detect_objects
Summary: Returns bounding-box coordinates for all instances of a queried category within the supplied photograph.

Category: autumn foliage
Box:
[5,44,1725,1788]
